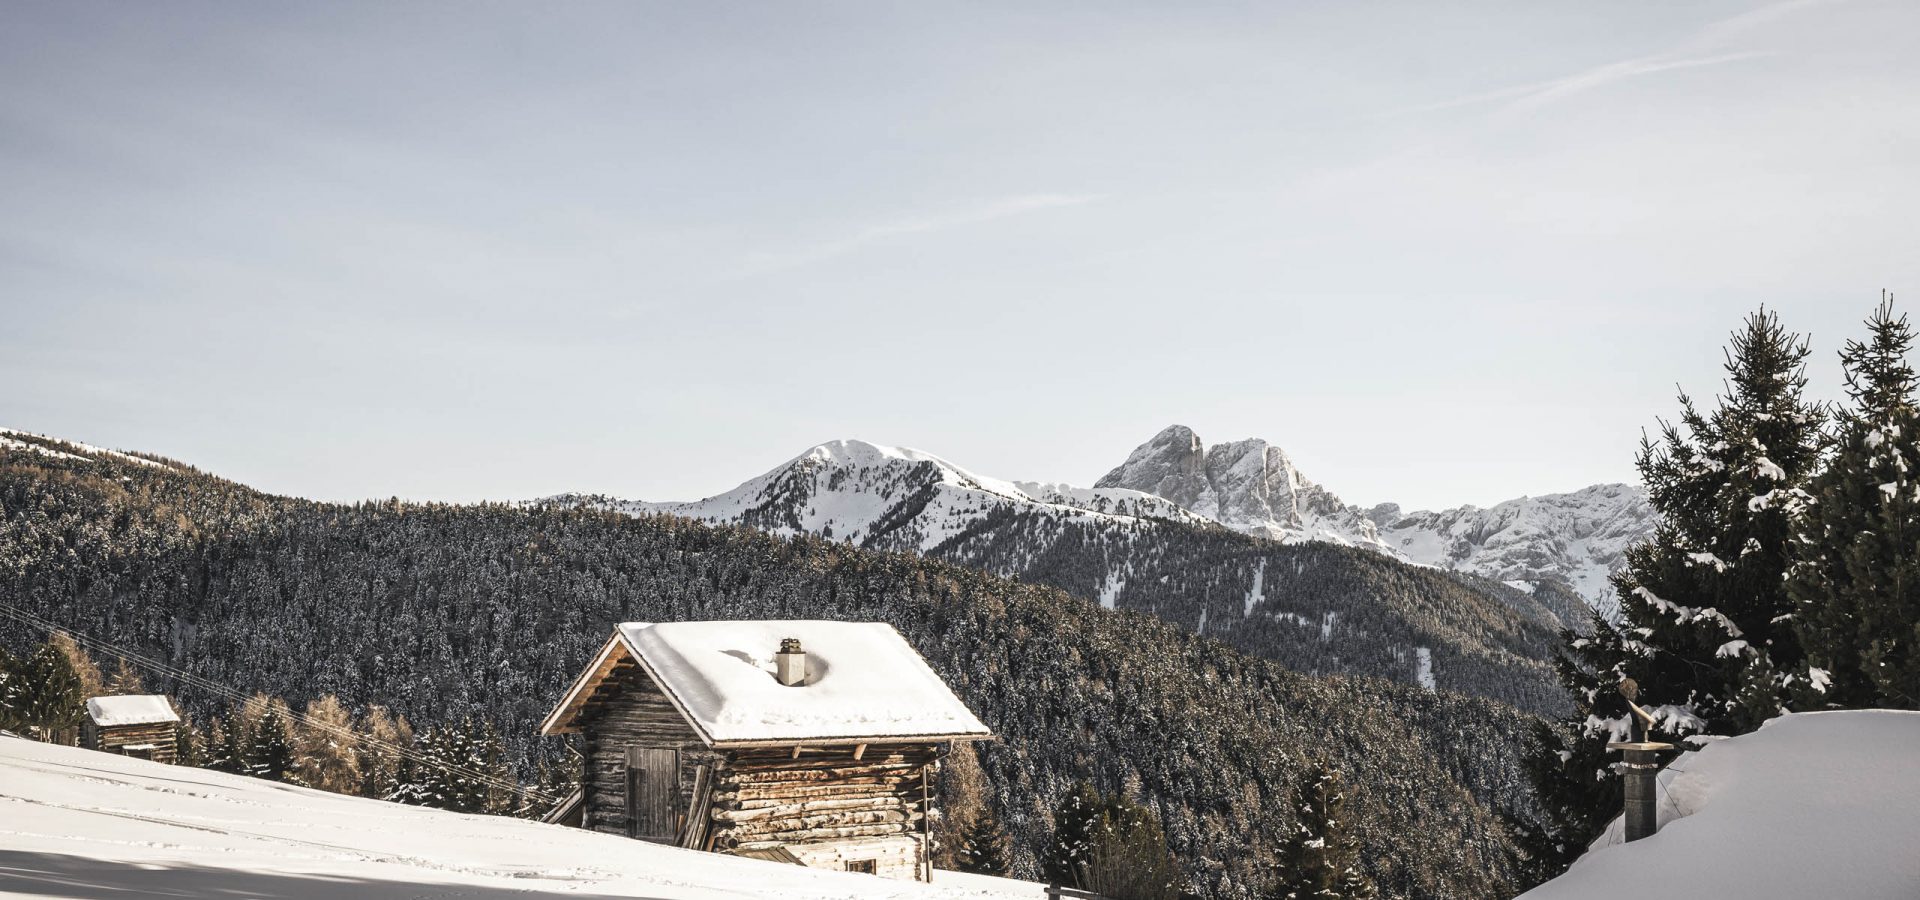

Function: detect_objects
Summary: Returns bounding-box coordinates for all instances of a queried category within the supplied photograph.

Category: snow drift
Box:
[1521,710,1920,900]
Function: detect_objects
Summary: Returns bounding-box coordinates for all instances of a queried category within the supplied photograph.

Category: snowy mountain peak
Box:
[1094,425,1657,611]
[1096,426,1386,549]
[575,438,1204,554]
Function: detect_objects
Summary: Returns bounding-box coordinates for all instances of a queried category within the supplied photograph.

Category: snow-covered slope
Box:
[0,427,183,472]
[569,439,1207,554]
[1368,483,1653,617]
[1520,710,1920,900]
[0,734,1039,900]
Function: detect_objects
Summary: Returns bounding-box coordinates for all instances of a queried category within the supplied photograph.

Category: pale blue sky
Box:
[3,1,1915,510]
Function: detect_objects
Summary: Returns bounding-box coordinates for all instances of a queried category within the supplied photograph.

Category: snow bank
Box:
[0,734,1038,900]
[1521,710,1920,900]
[621,620,991,744]
[84,694,179,727]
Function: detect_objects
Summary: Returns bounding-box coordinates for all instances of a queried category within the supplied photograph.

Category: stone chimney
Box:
[775,637,807,686]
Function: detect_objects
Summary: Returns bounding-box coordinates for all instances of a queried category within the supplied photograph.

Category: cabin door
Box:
[624,747,679,841]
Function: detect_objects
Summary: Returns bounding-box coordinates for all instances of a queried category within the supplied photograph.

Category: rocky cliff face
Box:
[1094,425,1389,550]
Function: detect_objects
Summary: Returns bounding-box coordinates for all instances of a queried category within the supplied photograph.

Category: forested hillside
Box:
[0,432,1547,898]
[932,506,1569,715]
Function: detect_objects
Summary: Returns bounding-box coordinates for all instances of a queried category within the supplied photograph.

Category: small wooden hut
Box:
[540,620,992,880]
[82,695,180,764]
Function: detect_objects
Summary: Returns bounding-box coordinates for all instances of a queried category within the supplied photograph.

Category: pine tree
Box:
[358,705,415,800]
[0,647,24,732]
[16,639,86,740]
[1265,766,1378,900]
[957,805,1012,876]
[174,718,207,768]
[246,700,297,782]
[205,714,241,773]
[1043,782,1104,887]
[389,721,513,814]
[1529,309,1826,867]
[1043,783,1181,900]
[1790,298,1920,709]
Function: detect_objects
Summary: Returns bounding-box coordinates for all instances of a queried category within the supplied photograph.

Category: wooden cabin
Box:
[540,620,992,880]
[82,695,180,764]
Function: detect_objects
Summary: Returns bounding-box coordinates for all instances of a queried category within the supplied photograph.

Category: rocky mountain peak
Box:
[1097,427,1385,548]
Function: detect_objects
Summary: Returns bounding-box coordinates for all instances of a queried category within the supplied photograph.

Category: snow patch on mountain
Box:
[0,427,181,471]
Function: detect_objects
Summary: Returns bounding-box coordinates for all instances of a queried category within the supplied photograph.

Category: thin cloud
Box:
[1505,51,1767,113]
[737,193,1104,276]
[1382,0,1833,118]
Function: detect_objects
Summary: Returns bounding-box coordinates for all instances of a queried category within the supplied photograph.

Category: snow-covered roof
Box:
[85,695,179,727]
[1520,710,1920,900]
[541,621,991,746]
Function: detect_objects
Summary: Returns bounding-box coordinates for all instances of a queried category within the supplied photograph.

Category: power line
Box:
[0,600,556,806]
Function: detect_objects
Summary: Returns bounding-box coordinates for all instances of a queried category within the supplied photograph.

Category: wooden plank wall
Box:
[578,666,716,838]
[88,723,178,765]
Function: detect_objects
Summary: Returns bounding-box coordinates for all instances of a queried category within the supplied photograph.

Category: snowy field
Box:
[1521,710,1920,900]
[0,734,1043,900]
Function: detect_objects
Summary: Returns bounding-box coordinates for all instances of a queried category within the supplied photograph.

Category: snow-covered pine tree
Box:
[0,647,23,732]
[389,721,513,814]
[957,806,1012,876]
[358,704,414,800]
[247,700,298,782]
[1265,766,1377,900]
[173,718,206,768]
[1042,783,1181,900]
[205,714,241,773]
[16,639,85,740]
[1530,309,1825,867]
[1042,782,1103,887]
[1790,299,1920,709]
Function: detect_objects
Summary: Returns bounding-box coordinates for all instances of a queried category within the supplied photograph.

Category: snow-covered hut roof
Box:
[540,621,991,746]
[85,695,179,728]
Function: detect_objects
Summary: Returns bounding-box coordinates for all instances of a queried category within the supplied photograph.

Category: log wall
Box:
[84,722,177,765]
[710,743,935,879]
[578,665,717,839]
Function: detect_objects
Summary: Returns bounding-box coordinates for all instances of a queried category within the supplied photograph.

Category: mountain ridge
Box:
[588,426,1654,617]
